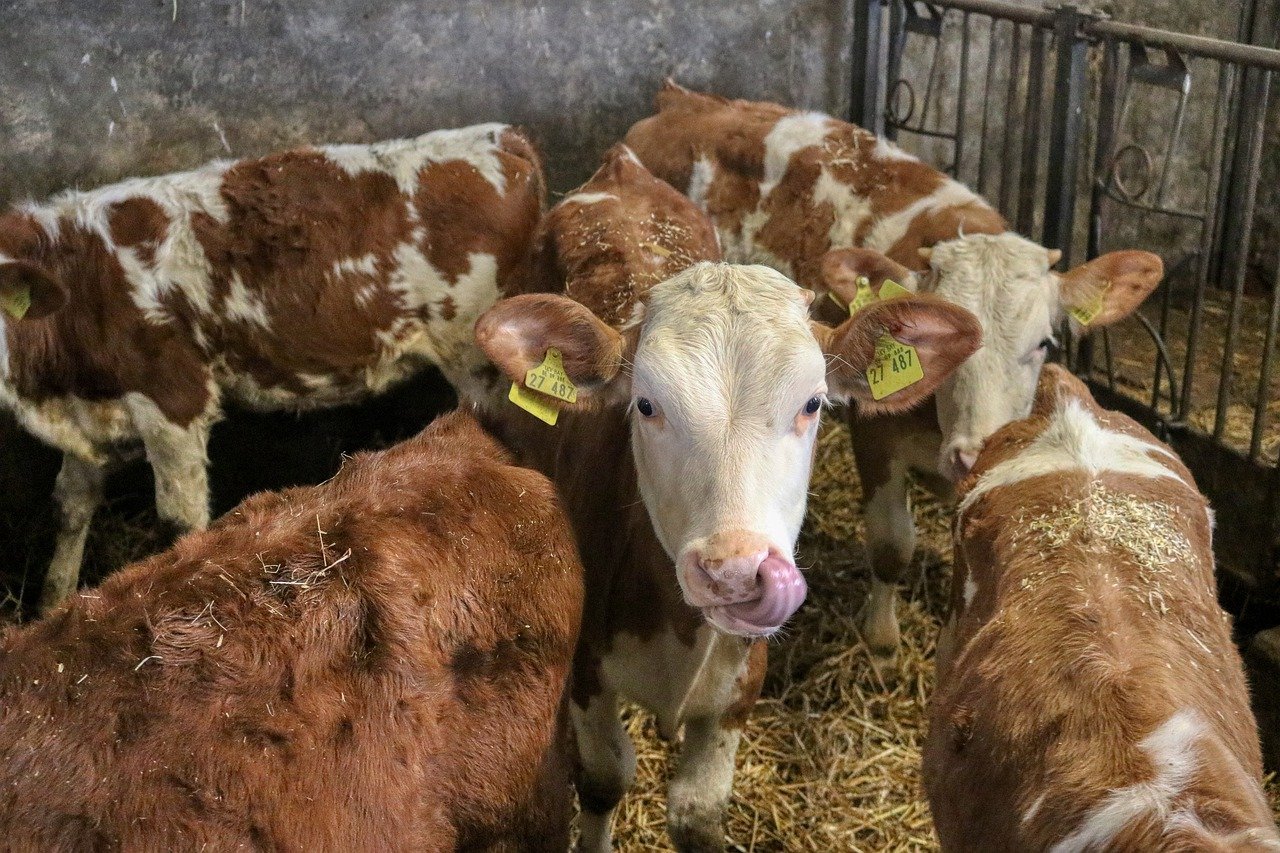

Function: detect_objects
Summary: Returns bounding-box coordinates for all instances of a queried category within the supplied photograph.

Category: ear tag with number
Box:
[507,347,579,426]
[1,284,31,320]
[837,277,924,400]
[1068,280,1110,326]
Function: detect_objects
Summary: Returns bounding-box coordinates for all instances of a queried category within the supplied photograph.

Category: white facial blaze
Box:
[629,264,824,563]
[923,233,1062,475]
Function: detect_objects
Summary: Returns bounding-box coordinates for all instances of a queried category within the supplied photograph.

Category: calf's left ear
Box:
[0,261,66,320]
[1058,250,1163,330]
[475,294,630,406]
[816,294,982,414]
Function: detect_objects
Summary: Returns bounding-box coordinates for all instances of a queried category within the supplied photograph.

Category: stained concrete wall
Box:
[0,0,852,203]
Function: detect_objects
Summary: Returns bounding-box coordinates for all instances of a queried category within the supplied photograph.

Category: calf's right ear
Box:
[0,261,66,320]
[475,294,630,407]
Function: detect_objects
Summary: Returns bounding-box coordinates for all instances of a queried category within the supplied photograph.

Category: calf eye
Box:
[803,396,823,416]
[1038,337,1055,350]
[635,398,656,418]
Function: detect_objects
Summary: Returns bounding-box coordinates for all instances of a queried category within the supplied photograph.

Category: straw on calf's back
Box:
[924,364,1280,852]
[0,124,544,614]
[625,79,1163,666]
[0,411,582,851]
[474,144,982,851]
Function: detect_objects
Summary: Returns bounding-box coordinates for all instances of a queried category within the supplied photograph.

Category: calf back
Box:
[0,411,582,851]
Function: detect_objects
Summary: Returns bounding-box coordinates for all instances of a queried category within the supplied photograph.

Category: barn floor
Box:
[1,416,1278,851]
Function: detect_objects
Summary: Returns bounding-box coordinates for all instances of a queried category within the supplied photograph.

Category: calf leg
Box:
[571,689,635,853]
[858,457,914,667]
[39,455,106,615]
[667,716,740,852]
[128,397,212,539]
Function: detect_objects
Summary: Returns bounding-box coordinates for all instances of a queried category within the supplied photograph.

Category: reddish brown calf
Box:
[0,411,581,851]
[925,364,1280,852]
[0,124,544,613]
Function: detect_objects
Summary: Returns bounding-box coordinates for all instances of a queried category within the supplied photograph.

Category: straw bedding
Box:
[1,418,1277,850]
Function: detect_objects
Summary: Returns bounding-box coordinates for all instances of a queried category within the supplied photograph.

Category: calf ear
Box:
[475,294,630,407]
[816,294,981,413]
[0,261,66,320]
[821,248,918,301]
[1031,363,1097,418]
[1058,250,1162,330]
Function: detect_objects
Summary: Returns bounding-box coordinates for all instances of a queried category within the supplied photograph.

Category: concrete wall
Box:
[0,0,852,203]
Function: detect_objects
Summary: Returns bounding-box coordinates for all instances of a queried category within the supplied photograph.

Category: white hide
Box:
[325,123,512,196]
[628,263,826,570]
[1048,710,1206,853]
[958,397,1185,514]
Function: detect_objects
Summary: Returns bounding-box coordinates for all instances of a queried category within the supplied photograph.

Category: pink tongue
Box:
[720,555,807,630]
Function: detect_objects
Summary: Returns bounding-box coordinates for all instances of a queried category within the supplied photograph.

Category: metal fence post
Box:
[849,0,885,131]
[1042,4,1092,267]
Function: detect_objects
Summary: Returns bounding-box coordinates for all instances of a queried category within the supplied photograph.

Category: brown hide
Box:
[0,412,582,851]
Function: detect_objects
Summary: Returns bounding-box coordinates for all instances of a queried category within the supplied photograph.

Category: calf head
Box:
[824,234,1162,480]
[477,261,980,637]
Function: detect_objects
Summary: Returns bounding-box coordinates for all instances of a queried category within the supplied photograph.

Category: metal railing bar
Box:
[976,15,999,196]
[1180,61,1235,420]
[915,0,1055,27]
[1085,18,1280,72]
[1213,66,1270,441]
[912,0,1280,69]
[956,12,971,176]
[1016,26,1046,235]
[999,22,1024,218]
[1251,250,1280,460]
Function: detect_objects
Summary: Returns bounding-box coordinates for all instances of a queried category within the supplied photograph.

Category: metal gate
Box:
[848,0,1280,599]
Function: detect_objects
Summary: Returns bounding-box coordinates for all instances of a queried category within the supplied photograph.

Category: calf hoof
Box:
[669,806,726,853]
[855,600,901,667]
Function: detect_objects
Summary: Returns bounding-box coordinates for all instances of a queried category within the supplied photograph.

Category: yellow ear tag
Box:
[842,277,924,400]
[1,284,31,320]
[866,335,925,401]
[1068,280,1110,326]
[509,382,561,425]
[878,279,912,300]
[849,276,878,313]
[507,347,579,426]
[523,348,578,404]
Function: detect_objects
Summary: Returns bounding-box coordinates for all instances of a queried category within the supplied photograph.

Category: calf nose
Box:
[694,531,771,602]
[943,441,982,481]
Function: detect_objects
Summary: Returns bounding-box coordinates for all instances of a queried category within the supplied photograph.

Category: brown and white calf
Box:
[472,144,981,851]
[0,411,582,850]
[0,123,543,613]
[924,364,1280,852]
[625,81,1163,663]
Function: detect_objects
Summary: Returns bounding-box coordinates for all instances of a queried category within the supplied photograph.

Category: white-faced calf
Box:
[0,411,582,850]
[473,145,982,851]
[0,124,543,613]
[925,364,1280,852]
[624,81,1163,664]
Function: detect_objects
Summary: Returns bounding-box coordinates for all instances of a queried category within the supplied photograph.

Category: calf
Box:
[625,81,1163,664]
[472,145,982,851]
[0,411,582,850]
[0,123,543,613]
[924,364,1280,852]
